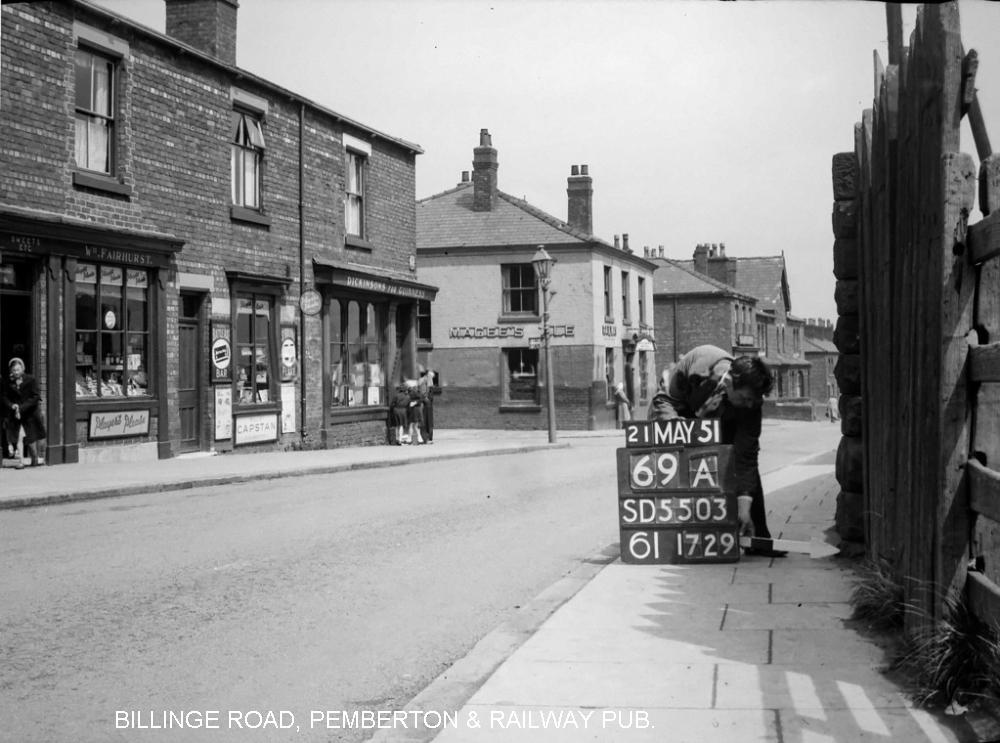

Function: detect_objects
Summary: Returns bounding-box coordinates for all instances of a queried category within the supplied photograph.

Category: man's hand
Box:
[737,494,754,537]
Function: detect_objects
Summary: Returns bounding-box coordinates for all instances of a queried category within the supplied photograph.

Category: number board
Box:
[617,419,740,565]
[621,527,740,565]
[616,446,735,493]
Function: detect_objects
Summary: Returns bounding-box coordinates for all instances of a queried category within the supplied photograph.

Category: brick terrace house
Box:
[652,243,812,418]
[803,318,839,412]
[0,0,433,464]
[645,248,759,370]
[416,130,657,430]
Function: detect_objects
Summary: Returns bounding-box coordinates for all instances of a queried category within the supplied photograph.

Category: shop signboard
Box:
[211,322,232,383]
[617,419,739,565]
[88,409,150,440]
[234,413,278,445]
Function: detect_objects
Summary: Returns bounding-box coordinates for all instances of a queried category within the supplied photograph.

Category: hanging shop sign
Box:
[299,288,322,316]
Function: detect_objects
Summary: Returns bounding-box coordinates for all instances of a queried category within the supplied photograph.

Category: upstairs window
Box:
[417,300,432,344]
[345,150,366,237]
[637,276,646,324]
[621,270,630,323]
[74,48,115,174]
[603,266,613,319]
[501,264,537,315]
[231,110,265,209]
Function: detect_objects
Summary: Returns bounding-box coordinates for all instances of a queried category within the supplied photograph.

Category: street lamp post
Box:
[532,246,557,444]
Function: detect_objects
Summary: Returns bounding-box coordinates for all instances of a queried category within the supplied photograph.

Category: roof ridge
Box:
[657,258,757,300]
[496,190,597,244]
[417,181,473,204]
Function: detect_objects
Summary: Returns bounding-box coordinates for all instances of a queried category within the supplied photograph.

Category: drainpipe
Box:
[298,102,306,445]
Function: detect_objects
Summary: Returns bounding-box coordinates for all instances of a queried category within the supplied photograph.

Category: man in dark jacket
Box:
[2,357,46,468]
[648,344,784,557]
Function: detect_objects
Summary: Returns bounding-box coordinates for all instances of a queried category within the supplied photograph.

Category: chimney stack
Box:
[658,245,664,258]
[460,171,470,183]
[694,243,709,274]
[165,0,239,66]
[567,163,593,234]
[472,129,498,211]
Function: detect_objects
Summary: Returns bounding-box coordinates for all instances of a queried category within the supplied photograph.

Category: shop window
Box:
[502,348,538,405]
[501,264,537,315]
[74,47,115,175]
[74,263,150,398]
[330,298,385,407]
[235,294,274,404]
[231,110,265,209]
[417,300,432,344]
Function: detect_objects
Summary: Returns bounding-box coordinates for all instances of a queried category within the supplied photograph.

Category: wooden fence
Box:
[838,2,1000,633]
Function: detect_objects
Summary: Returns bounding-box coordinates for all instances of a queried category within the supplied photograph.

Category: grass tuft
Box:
[895,591,1000,708]
[849,558,905,631]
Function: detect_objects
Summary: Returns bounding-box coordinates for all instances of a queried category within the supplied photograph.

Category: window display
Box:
[75,263,149,399]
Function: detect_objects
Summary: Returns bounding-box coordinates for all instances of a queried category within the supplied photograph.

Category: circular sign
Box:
[299,288,322,316]
[212,338,232,370]
[104,310,117,330]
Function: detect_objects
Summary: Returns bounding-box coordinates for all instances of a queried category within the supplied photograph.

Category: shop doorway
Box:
[1,262,34,459]
[177,293,203,452]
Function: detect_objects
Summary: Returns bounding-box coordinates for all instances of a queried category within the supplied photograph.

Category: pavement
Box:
[0,423,991,742]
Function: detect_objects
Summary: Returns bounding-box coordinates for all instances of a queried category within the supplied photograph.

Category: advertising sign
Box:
[211,322,232,383]
[88,410,150,440]
[215,387,232,440]
[617,420,739,565]
[234,413,278,445]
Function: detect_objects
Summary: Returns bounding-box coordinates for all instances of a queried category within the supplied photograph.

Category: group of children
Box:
[389,373,432,445]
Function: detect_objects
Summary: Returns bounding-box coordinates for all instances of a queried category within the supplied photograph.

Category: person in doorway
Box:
[405,378,426,445]
[648,344,784,557]
[613,381,632,428]
[2,357,46,468]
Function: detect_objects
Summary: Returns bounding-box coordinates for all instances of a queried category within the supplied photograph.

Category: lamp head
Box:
[532,245,553,281]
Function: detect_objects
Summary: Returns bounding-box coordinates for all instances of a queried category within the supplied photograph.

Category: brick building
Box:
[0,0,433,464]
[803,318,839,407]
[416,130,656,430]
[649,243,812,417]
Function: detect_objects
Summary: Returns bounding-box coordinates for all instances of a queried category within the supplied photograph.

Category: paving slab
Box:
[721,602,852,631]
[779,706,964,742]
[714,664,911,710]
[465,658,716,708]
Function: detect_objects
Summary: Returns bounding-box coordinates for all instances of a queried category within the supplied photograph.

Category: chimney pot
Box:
[644,247,650,257]
[622,233,629,252]
[461,171,469,183]
[659,247,664,258]
[581,164,589,175]
[571,165,580,176]
[719,242,726,257]
[479,128,491,146]
[614,235,620,250]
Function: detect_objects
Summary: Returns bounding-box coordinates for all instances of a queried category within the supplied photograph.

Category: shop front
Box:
[0,210,181,464]
[312,260,437,447]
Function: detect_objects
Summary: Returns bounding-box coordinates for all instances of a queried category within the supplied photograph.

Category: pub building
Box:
[416,131,657,430]
[1,0,434,464]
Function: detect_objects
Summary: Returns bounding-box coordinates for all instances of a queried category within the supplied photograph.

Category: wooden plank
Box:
[969,210,1000,265]
[966,571,1000,627]
[967,458,1000,523]
[970,343,1000,382]
[886,3,904,66]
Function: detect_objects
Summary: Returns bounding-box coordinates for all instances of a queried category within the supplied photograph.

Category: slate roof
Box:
[416,183,604,249]
[649,258,756,301]
[803,336,838,354]
[673,255,790,312]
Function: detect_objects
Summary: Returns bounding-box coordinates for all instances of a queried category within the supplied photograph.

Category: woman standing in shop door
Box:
[2,357,46,468]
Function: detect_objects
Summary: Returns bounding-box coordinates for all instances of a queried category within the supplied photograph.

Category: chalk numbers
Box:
[630,453,678,488]
[624,529,739,563]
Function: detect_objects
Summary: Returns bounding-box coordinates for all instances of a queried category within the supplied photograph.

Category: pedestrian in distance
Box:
[613,381,632,428]
[826,395,839,422]
[418,366,434,443]
[2,357,46,469]
[648,344,786,557]
[389,381,412,445]
[405,378,426,445]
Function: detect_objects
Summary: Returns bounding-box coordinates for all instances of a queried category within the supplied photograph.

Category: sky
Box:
[82,0,1000,322]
